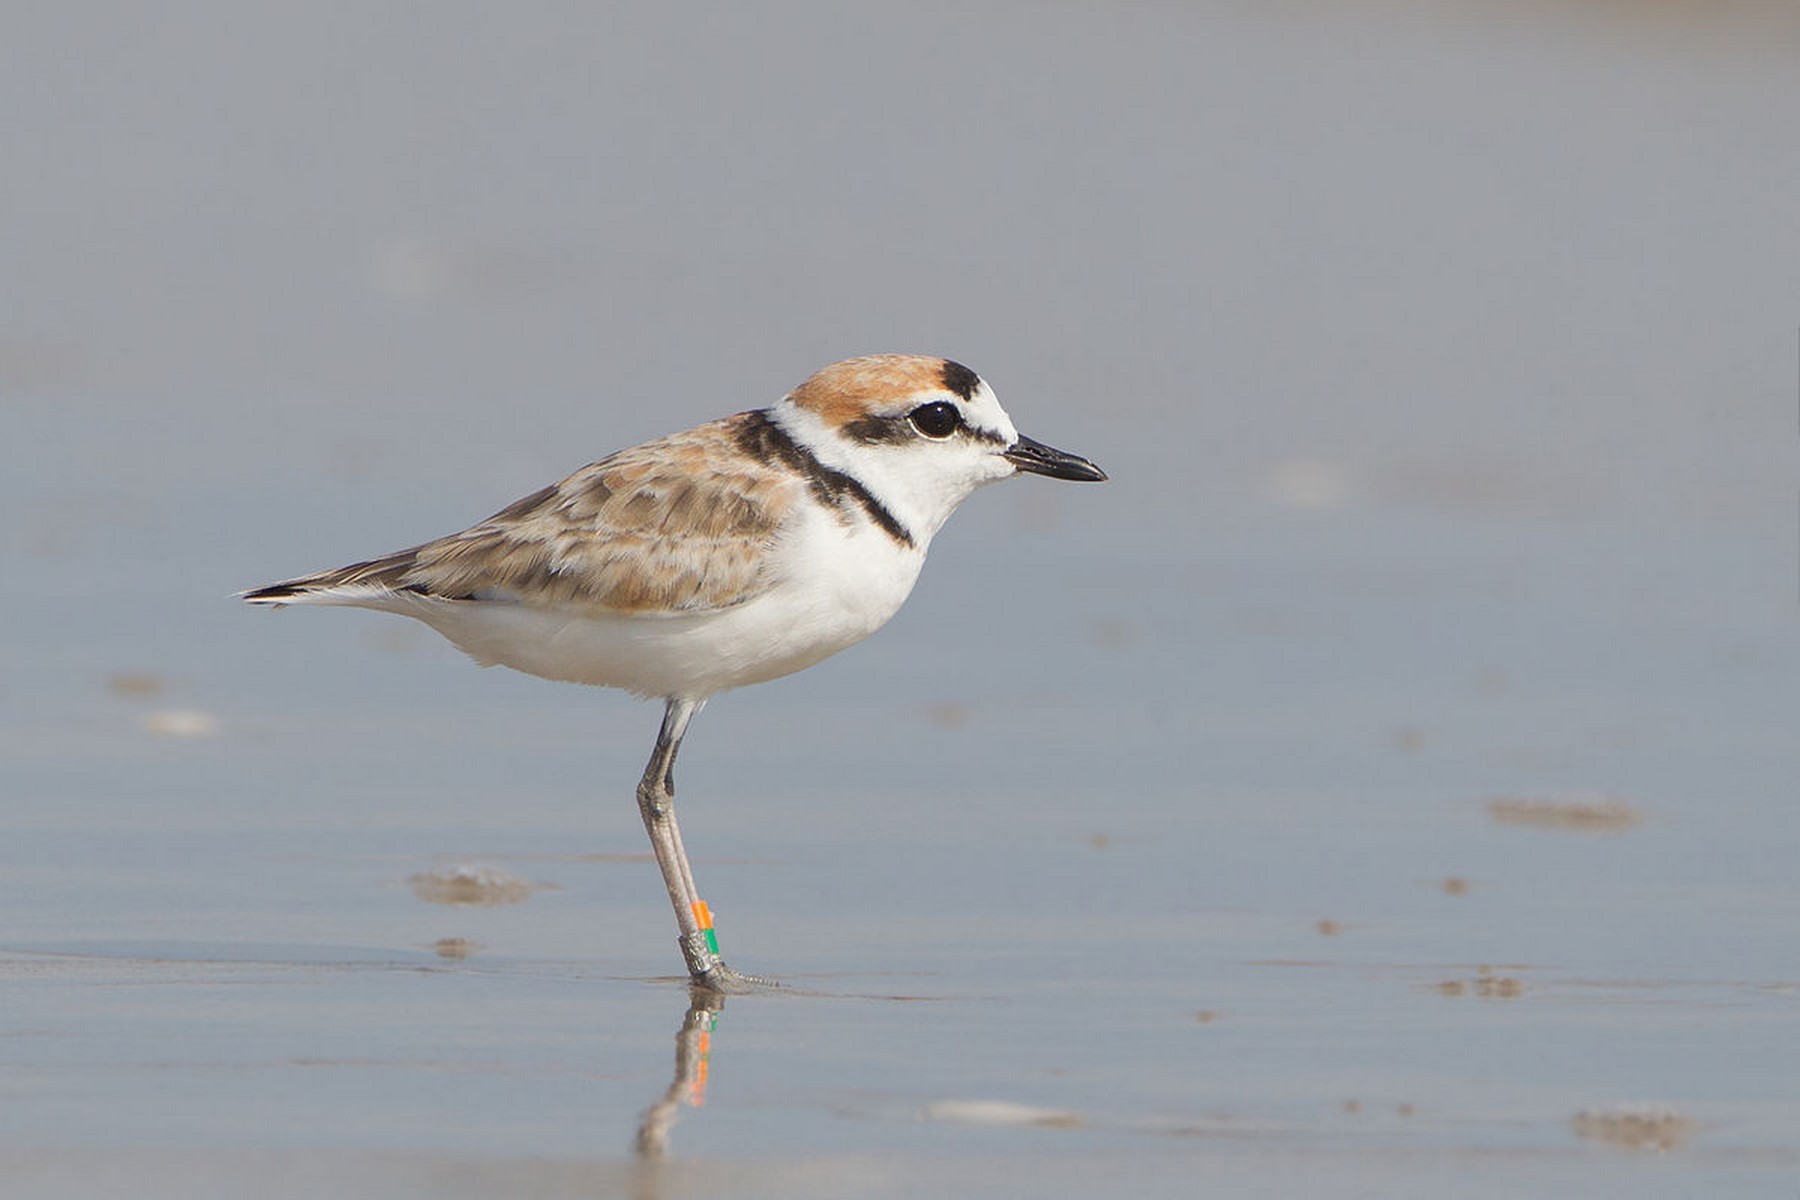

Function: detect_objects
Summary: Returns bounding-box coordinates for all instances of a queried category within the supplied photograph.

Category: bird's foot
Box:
[680,932,778,992]
[691,960,780,993]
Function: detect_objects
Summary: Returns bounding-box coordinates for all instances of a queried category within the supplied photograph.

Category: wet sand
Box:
[3,2,1798,1196]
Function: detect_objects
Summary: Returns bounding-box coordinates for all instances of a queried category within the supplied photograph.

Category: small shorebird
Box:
[243,354,1106,988]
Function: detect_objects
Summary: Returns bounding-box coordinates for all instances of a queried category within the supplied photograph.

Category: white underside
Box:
[266,501,930,700]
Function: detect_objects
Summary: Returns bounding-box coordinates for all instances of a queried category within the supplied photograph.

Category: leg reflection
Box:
[634,984,726,1161]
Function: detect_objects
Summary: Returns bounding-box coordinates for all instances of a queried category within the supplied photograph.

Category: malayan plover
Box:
[244,354,1107,988]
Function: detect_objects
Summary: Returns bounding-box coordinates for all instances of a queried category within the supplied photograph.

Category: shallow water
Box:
[3,3,1798,1196]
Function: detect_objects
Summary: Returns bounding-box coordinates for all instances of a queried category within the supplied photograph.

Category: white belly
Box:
[386,507,928,699]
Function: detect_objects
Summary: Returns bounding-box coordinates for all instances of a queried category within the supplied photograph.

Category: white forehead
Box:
[960,378,1019,443]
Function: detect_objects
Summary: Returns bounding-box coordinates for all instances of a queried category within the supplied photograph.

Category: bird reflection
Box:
[634,983,726,1162]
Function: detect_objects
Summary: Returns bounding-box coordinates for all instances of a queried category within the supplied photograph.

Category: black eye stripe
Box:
[840,401,1007,446]
[840,414,915,445]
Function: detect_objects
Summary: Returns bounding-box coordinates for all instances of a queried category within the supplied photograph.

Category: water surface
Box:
[2,3,1797,1196]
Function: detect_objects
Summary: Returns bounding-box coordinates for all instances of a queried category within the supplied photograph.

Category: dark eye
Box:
[908,401,962,439]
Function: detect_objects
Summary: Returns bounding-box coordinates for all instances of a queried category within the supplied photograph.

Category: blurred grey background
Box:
[7,1,1796,755]
[7,0,1796,820]
[7,2,1794,529]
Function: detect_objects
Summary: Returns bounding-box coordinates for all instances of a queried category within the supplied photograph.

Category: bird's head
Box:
[776,354,1106,542]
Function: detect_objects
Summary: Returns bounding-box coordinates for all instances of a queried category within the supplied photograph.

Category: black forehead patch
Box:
[939,359,981,400]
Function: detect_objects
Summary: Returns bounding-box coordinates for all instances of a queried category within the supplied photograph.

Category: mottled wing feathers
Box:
[247,414,798,616]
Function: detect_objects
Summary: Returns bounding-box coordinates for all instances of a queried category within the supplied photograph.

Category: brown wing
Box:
[250,414,799,615]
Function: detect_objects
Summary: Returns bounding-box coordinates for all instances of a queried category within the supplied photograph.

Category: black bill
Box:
[1004,434,1108,482]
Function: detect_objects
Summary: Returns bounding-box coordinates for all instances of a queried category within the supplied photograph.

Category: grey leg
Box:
[636,697,772,989]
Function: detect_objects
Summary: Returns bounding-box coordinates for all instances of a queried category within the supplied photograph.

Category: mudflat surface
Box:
[3,4,1797,1196]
